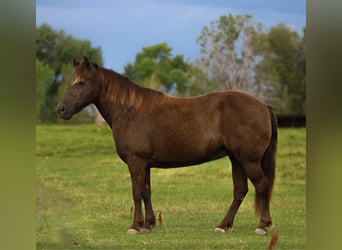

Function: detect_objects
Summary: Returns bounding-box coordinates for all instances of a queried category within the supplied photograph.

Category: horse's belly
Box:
[148,143,228,168]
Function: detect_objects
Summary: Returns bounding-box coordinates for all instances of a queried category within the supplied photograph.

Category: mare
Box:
[56,57,277,235]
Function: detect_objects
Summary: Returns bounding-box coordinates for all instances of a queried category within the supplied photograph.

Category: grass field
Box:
[36,125,306,249]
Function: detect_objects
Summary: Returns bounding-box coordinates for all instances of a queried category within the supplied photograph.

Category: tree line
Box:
[36,14,305,124]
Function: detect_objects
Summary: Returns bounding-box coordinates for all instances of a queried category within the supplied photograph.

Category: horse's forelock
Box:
[71,73,82,85]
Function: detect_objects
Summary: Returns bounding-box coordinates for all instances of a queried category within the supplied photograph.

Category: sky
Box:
[36,0,306,73]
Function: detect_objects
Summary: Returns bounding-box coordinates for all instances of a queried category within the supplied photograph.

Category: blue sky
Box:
[36,0,306,73]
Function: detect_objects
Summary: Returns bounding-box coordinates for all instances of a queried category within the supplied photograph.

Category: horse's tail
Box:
[255,105,278,215]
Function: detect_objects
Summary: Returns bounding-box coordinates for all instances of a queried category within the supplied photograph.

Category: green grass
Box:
[36,125,306,249]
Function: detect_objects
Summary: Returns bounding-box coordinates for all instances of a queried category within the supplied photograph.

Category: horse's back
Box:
[163,90,270,130]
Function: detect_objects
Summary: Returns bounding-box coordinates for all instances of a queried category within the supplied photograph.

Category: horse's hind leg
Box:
[215,157,248,233]
[242,161,273,235]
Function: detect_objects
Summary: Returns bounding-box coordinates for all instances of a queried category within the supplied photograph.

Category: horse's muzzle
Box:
[55,104,72,120]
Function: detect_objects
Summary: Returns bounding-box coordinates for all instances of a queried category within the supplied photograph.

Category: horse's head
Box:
[56,56,100,120]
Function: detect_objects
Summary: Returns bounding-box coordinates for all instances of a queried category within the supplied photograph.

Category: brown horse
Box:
[56,56,277,235]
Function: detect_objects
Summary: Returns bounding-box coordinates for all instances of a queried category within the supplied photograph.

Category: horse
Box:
[56,56,277,235]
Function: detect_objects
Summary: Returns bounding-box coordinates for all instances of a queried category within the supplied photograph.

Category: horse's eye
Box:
[78,81,85,86]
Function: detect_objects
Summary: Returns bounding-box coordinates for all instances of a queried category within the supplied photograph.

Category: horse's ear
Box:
[72,56,80,67]
[83,56,91,66]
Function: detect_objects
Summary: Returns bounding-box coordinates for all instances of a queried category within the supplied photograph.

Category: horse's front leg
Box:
[127,156,147,234]
[143,167,156,231]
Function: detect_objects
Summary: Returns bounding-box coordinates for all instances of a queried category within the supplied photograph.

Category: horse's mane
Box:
[98,67,166,111]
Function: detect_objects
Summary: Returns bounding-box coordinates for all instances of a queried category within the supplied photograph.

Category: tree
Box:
[124,43,190,95]
[36,59,54,123]
[193,14,264,95]
[254,24,306,114]
[36,23,103,123]
[193,15,306,114]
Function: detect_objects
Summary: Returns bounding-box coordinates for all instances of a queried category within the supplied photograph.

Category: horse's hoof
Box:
[214,227,226,233]
[255,228,267,235]
[141,228,151,233]
[127,228,140,235]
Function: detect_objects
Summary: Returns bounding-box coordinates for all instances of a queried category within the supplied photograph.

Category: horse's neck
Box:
[94,89,137,129]
[93,100,113,127]
[92,71,125,127]
[94,70,164,128]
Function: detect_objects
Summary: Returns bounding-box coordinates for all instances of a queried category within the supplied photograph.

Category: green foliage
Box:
[124,43,190,95]
[194,14,306,114]
[194,14,264,94]
[36,125,306,249]
[36,23,103,75]
[36,23,103,123]
[36,59,54,123]
[254,24,306,114]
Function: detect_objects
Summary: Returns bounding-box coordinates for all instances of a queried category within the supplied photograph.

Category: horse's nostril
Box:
[56,105,65,114]
[55,104,72,120]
